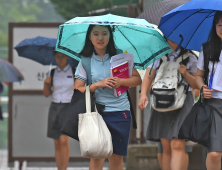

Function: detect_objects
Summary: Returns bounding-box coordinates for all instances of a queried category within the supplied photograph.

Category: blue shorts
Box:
[101,111,131,156]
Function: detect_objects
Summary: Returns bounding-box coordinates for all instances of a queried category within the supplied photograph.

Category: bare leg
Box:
[157,153,163,169]
[183,152,189,170]
[89,158,105,170]
[161,138,171,170]
[108,154,124,170]
[206,152,222,170]
[171,138,186,170]
[59,135,70,170]
[54,139,63,170]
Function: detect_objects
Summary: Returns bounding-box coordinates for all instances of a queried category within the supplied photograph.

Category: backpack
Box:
[151,52,191,112]
[81,50,137,129]
[50,67,76,87]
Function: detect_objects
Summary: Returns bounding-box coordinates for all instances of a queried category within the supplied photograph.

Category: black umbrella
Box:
[137,0,190,25]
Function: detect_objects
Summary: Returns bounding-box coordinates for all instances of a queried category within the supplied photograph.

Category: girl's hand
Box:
[44,77,52,85]
[138,95,149,110]
[203,85,213,99]
[97,77,116,89]
[113,77,121,89]
[179,64,187,76]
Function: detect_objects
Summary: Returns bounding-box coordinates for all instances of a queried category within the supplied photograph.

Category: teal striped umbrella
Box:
[55,14,172,69]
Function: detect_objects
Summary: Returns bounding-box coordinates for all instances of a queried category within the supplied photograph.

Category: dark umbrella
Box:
[137,0,190,25]
[14,36,79,68]
[0,59,24,82]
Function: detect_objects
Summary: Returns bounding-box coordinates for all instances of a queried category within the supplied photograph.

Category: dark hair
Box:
[79,24,117,57]
[163,36,197,65]
[205,11,222,62]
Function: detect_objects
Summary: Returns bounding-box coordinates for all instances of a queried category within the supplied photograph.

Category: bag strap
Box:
[50,68,56,86]
[85,86,91,113]
[176,52,190,63]
[50,66,76,87]
[126,91,137,129]
[203,43,210,86]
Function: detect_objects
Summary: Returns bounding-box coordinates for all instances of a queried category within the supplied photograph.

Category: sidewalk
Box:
[0,150,108,170]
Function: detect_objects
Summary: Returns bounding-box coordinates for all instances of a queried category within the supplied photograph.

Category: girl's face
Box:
[89,25,110,51]
[55,52,69,69]
[216,19,222,41]
[167,39,178,51]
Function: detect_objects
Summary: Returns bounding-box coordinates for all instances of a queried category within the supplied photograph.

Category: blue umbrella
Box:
[158,0,222,51]
[0,58,24,82]
[55,14,172,70]
[14,36,79,68]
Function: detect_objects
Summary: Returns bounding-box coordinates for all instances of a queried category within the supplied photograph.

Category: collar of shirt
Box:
[168,48,181,59]
[92,52,110,62]
[57,64,70,73]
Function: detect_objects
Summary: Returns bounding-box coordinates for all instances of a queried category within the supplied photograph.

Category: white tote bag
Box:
[78,86,113,158]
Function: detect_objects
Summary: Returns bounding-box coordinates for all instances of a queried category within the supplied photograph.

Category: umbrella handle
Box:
[175,34,184,52]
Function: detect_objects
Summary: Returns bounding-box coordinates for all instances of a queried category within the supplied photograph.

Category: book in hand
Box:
[110,61,129,97]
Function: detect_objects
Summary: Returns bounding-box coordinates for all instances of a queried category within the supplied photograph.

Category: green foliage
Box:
[0,0,65,47]
[50,0,112,19]
[50,0,139,20]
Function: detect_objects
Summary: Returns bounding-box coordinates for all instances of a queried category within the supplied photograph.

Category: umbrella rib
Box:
[167,9,205,38]
[115,26,140,62]
[59,31,86,46]
[185,10,215,48]
[119,26,158,37]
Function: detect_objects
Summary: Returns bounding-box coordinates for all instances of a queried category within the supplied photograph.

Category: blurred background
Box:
[0,0,165,150]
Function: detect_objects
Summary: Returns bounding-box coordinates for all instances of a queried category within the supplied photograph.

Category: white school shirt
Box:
[147,49,198,91]
[197,49,222,99]
[52,64,74,103]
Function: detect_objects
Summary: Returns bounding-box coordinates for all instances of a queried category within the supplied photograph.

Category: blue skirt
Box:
[101,111,131,156]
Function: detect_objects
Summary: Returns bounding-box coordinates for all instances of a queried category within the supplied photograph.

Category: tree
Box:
[50,0,139,20]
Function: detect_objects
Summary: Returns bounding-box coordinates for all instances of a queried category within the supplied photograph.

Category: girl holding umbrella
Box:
[138,39,198,170]
[74,24,142,170]
[196,11,222,170]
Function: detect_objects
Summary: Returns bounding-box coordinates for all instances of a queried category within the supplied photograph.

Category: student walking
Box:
[138,39,198,170]
[43,52,74,170]
[195,11,222,170]
[74,24,141,170]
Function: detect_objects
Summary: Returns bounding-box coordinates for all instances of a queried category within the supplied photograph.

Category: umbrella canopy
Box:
[158,0,222,51]
[0,59,24,82]
[55,14,172,70]
[15,36,57,65]
[137,0,190,25]
[14,36,79,68]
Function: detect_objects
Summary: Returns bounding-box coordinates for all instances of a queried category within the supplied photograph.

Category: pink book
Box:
[110,61,129,97]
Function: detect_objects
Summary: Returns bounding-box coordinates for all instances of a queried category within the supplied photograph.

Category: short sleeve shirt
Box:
[52,64,74,103]
[75,53,130,112]
[197,49,222,99]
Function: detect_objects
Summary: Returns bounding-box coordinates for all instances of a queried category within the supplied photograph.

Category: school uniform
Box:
[47,64,74,139]
[75,53,131,156]
[146,49,198,143]
[197,49,222,152]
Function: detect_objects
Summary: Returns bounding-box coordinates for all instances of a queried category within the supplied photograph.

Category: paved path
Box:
[0,150,108,170]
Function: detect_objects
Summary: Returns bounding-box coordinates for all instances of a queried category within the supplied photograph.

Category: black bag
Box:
[178,87,214,147]
[60,89,105,140]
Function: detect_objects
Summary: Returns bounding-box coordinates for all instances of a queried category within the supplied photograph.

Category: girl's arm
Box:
[74,77,117,93]
[43,77,52,97]
[114,69,142,88]
[138,68,156,110]
[179,65,199,89]
[195,68,213,99]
